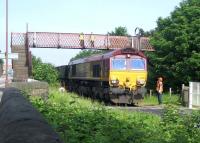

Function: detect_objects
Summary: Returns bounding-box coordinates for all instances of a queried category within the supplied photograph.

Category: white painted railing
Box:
[189,82,200,108]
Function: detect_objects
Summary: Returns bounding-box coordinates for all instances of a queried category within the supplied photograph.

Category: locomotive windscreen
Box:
[130,59,145,70]
[112,59,126,70]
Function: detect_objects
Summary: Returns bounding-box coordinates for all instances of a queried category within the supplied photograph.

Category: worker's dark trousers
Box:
[157,92,162,104]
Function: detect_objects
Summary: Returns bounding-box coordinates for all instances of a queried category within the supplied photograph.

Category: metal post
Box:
[10,32,12,50]
[131,37,133,48]
[5,0,8,86]
[135,27,141,51]
[182,84,185,96]
[169,88,172,96]
[182,84,185,92]
[189,82,192,109]
[138,36,140,51]
[107,34,109,49]
[197,83,200,106]
[150,89,152,98]
[33,32,36,47]
[57,33,61,48]
[26,23,31,78]
[181,84,185,101]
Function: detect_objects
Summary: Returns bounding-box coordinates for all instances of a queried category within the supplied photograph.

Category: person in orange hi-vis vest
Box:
[156,77,163,104]
[79,32,85,48]
[90,32,95,47]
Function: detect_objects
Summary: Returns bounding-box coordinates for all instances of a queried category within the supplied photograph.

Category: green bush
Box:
[32,56,58,85]
[30,89,161,143]
[30,88,200,143]
[161,105,200,143]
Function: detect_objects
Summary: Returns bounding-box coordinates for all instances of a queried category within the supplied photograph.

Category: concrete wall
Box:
[182,85,189,107]
[0,88,63,143]
[8,81,49,99]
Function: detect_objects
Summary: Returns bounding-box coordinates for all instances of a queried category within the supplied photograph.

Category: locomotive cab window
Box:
[93,64,100,77]
[130,58,145,70]
[111,59,126,70]
[72,65,76,76]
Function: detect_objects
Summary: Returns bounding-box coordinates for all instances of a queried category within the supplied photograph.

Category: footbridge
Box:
[11,32,154,81]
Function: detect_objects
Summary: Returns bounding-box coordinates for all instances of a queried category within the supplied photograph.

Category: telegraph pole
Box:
[5,0,8,86]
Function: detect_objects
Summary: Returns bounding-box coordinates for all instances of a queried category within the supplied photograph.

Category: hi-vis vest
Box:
[79,34,84,40]
[90,35,95,41]
[156,81,163,93]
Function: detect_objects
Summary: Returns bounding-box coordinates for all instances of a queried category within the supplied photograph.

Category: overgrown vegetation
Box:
[30,88,200,143]
[32,56,58,85]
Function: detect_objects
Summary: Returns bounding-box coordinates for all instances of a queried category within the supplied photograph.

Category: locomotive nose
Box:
[126,77,130,82]
[124,77,131,88]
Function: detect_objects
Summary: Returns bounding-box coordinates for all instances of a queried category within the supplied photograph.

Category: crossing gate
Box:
[189,82,200,108]
[11,32,154,81]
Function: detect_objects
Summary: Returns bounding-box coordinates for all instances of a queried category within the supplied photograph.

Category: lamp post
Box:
[135,27,141,51]
[5,0,8,86]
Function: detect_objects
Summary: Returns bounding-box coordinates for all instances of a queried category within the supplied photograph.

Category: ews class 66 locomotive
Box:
[58,48,147,104]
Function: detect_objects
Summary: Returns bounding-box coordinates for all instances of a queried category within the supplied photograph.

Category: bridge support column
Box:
[11,33,30,81]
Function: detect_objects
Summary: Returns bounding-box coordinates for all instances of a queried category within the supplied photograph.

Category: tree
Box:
[139,28,154,37]
[147,0,200,90]
[32,56,58,85]
[108,26,129,36]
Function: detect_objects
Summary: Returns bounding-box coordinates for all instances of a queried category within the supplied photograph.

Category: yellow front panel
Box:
[109,70,147,90]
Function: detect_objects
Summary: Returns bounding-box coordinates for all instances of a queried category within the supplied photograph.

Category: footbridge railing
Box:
[11,32,154,51]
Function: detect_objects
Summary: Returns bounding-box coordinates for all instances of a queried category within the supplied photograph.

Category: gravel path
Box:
[107,105,196,116]
[108,105,164,115]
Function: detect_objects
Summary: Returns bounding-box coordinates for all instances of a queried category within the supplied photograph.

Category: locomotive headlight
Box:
[126,54,131,58]
[136,79,145,85]
[111,79,119,84]
[111,80,117,84]
[110,79,119,86]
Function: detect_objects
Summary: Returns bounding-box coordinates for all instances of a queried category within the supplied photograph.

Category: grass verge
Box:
[143,93,181,106]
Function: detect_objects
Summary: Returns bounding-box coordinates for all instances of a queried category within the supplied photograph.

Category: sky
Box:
[0,0,183,66]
